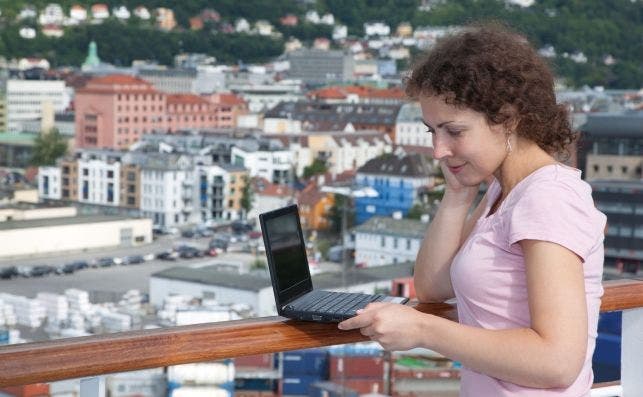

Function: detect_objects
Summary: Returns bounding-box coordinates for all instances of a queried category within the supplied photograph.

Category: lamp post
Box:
[321,185,379,290]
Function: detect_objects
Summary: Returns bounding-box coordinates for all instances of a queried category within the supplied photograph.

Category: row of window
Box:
[116,93,163,101]
[359,234,414,250]
[591,164,643,176]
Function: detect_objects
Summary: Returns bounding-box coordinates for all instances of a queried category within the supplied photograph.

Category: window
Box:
[406,239,411,250]
[393,238,398,249]
[381,236,385,246]
[107,170,114,178]
[82,168,89,176]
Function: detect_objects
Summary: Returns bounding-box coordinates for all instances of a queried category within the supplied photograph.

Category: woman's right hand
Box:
[439,161,481,206]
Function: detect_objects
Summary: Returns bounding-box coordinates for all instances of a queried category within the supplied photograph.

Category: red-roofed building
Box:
[166,94,218,132]
[206,92,248,129]
[298,180,334,231]
[307,85,406,105]
[75,74,164,149]
[75,75,244,149]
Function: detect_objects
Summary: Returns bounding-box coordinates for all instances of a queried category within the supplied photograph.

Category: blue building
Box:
[354,153,433,224]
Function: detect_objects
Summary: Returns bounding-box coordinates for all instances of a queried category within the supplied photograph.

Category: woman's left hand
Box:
[338,303,426,351]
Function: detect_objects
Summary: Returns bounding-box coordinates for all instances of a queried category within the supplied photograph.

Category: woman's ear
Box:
[499,104,520,132]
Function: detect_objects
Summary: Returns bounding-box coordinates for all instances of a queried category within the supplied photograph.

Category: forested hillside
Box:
[0,0,640,88]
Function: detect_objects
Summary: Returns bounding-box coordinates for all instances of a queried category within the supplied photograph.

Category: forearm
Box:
[422,315,582,388]
[414,192,474,301]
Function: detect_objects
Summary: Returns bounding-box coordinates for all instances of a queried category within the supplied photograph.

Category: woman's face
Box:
[419,95,508,186]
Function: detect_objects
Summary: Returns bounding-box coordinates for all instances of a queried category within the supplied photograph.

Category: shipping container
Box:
[309,381,358,397]
[234,354,275,369]
[234,378,277,392]
[0,383,50,397]
[169,386,231,397]
[390,377,460,397]
[391,278,416,300]
[329,356,384,379]
[279,375,325,396]
[168,362,234,385]
[330,379,383,395]
[282,349,328,377]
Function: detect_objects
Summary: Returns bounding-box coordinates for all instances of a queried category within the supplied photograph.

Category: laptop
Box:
[259,204,408,322]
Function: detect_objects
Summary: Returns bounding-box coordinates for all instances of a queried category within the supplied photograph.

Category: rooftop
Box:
[353,216,429,239]
[357,153,433,177]
[0,215,143,231]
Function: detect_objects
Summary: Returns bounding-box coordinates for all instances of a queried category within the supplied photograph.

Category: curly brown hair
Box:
[405,22,575,156]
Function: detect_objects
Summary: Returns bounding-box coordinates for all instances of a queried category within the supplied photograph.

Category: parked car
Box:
[121,255,145,265]
[231,220,253,234]
[66,260,89,271]
[181,229,196,238]
[175,245,204,259]
[94,257,116,267]
[55,263,77,275]
[209,237,229,252]
[29,265,55,277]
[0,266,18,279]
[157,250,179,261]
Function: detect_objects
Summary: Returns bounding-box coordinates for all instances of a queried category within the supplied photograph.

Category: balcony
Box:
[0,279,641,395]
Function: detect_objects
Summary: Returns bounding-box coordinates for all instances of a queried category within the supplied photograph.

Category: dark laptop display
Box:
[259,204,408,322]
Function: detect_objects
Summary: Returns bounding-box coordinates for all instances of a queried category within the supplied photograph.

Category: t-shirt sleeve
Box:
[506,180,602,262]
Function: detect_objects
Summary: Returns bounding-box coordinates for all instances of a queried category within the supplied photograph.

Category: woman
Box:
[338,24,607,396]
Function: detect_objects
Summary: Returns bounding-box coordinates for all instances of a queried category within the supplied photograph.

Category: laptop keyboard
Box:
[297,292,385,317]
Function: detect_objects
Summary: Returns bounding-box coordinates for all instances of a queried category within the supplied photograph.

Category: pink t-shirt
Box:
[450,164,607,396]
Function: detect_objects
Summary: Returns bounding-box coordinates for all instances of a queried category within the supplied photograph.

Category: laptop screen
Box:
[262,206,312,304]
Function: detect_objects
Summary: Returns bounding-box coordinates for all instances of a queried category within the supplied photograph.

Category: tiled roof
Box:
[352,216,428,239]
[307,85,406,100]
[252,177,295,197]
[357,153,433,177]
[89,74,151,86]
[167,94,210,105]
[265,102,402,129]
[297,182,327,206]
[217,93,246,106]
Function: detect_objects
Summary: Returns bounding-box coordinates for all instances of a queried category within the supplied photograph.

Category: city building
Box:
[0,133,37,168]
[264,101,402,140]
[137,68,198,94]
[205,92,249,129]
[6,79,68,132]
[352,216,428,267]
[395,102,432,147]
[306,85,406,105]
[246,178,295,223]
[228,81,302,113]
[165,94,218,133]
[579,111,643,180]
[354,153,434,224]
[231,142,293,184]
[0,215,152,258]
[287,49,354,86]
[75,74,164,149]
[591,180,643,271]
[298,180,334,231]
[196,163,248,224]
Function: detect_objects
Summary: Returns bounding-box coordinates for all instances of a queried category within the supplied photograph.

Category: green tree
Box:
[30,128,68,166]
[240,175,254,220]
[302,158,328,179]
[407,203,425,220]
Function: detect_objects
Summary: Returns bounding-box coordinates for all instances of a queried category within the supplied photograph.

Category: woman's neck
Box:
[493,138,557,198]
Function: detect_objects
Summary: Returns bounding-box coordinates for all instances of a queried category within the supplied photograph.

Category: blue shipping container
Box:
[282,349,329,377]
[282,375,325,395]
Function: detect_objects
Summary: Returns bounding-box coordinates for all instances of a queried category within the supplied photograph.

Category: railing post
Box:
[80,377,105,397]
[621,307,643,396]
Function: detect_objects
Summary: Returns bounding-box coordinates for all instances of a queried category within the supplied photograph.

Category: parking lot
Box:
[0,230,340,301]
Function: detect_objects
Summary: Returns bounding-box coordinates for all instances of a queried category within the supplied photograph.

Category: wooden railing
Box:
[0,279,642,388]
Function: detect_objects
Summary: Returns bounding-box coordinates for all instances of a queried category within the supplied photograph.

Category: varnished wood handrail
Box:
[0,279,641,387]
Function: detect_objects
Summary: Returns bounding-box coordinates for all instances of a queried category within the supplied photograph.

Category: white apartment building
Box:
[231,145,292,184]
[352,216,428,267]
[140,155,197,228]
[38,166,62,200]
[230,82,303,113]
[395,102,432,147]
[6,79,69,132]
[309,132,393,176]
[77,157,121,206]
[196,164,243,224]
